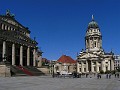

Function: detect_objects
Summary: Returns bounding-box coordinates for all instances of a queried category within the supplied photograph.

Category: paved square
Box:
[0,75,120,90]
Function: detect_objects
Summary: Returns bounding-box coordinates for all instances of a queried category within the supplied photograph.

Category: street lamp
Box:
[52,64,55,78]
[50,61,55,78]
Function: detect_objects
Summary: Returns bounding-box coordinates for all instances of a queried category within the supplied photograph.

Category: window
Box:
[80,68,81,72]
[106,67,108,71]
[94,41,97,47]
[84,68,86,72]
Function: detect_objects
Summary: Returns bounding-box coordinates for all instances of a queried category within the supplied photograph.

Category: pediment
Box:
[1,16,25,29]
[79,52,99,59]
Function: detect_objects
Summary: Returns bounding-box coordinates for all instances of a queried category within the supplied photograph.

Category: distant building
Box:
[77,15,114,74]
[41,58,50,66]
[0,10,42,66]
[114,55,120,70]
[54,55,76,74]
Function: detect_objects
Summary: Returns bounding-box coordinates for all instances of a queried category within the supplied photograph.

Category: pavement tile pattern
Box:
[0,75,119,90]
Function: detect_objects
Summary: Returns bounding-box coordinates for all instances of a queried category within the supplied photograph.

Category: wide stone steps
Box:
[10,65,45,76]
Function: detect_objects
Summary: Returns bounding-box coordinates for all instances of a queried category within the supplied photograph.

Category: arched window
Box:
[94,41,97,47]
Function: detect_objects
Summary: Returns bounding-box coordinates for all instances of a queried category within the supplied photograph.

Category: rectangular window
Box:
[80,68,81,72]
[84,68,86,72]
[106,67,108,71]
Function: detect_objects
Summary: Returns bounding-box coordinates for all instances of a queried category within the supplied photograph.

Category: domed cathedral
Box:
[77,15,114,74]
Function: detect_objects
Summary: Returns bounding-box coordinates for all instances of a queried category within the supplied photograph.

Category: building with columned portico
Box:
[0,10,41,67]
[77,15,114,74]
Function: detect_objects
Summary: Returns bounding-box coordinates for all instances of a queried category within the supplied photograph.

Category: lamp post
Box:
[51,60,55,78]
[52,64,54,78]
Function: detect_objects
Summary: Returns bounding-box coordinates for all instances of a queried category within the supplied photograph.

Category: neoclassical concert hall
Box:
[0,10,38,66]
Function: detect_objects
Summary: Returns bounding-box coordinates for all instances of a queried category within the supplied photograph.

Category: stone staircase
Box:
[10,65,45,76]
[10,65,28,76]
[24,66,45,76]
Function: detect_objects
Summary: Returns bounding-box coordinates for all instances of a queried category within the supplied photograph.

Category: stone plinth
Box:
[0,64,11,77]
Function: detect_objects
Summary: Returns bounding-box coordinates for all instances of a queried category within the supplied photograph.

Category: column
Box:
[12,44,15,65]
[91,61,93,72]
[86,61,88,73]
[2,24,4,29]
[33,48,36,66]
[38,55,42,67]
[77,62,79,73]
[27,47,30,66]
[101,60,105,72]
[2,41,6,61]
[96,61,98,72]
[20,46,23,66]
[81,61,84,73]
[108,60,110,70]
[111,59,114,70]
[86,40,87,49]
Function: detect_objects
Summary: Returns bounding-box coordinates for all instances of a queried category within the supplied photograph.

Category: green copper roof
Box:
[88,15,99,29]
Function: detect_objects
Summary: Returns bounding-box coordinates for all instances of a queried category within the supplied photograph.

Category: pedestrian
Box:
[86,73,88,78]
[117,73,119,78]
[106,74,108,79]
[109,74,111,79]
[97,73,99,79]
[115,73,117,78]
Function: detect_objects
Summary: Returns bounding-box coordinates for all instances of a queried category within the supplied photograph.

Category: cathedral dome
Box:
[88,15,99,29]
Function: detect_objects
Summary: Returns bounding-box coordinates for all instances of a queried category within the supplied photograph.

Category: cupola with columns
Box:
[85,15,102,52]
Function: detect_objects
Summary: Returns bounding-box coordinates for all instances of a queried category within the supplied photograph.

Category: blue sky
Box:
[0,0,120,60]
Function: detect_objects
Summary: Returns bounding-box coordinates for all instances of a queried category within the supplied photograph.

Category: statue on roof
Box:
[6,9,10,16]
[6,9,15,18]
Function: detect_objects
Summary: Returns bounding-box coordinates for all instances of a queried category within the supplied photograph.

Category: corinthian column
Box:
[27,47,30,66]
[111,59,114,70]
[12,44,15,65]
[2,41,6,61]
[91,61,93,72]
[101,60,105,72]
[81,61,83,73]
[96,61,98,72]
[86,61,88,73]
[33,49,36,66]
[20,46,23,66]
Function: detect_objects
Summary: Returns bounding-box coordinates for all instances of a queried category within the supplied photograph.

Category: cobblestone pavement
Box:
[0,75,120,90]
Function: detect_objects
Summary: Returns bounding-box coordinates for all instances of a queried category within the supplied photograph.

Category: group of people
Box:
[106,74,111,79]
[53,71,120,79]
[115,73,119,78]
[97,73,102,79]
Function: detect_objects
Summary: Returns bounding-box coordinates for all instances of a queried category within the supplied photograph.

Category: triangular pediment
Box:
[0,16,26,29]
[79,52,99,59]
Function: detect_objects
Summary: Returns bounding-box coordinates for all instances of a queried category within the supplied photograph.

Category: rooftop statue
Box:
[6,9,15,18]
[6,9,10,16]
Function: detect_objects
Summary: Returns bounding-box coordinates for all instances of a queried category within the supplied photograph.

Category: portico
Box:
[1,40,37,66]
[0,10,38,66]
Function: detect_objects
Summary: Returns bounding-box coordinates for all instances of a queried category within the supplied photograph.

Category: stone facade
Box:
[54,55,76,74]
[77,15,114,74]
[0,10,42,66]
[114,55,120,70]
